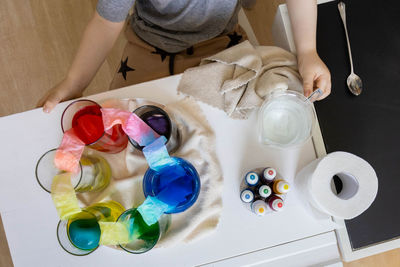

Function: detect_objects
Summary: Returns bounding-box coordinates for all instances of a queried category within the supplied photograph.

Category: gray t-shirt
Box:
[97,0,241,53]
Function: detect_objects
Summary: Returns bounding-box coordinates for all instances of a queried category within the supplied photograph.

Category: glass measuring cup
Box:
[258,90,317,148]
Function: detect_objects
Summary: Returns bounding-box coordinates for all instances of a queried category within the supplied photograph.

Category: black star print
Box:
[151,47,170,62]
[118,57,135,80]
[227,32,243,48]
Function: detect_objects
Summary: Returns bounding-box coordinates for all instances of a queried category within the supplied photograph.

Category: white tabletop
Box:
[0,75,336,266]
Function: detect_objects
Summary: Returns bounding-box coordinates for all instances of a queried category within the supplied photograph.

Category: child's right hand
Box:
[36,78,83,113]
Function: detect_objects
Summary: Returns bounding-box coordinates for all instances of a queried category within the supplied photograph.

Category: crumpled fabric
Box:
[178,40,303,119]
[54,129,85,173]
[51,172,82,220]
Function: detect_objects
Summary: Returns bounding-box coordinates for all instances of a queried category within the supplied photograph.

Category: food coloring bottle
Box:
[262,167,276,183]
[251,200,268,216]
[272,180,290,194]
[268,195,284,212]
[258,185,272,199]
[245,171,259,186]
[240,189,255,203]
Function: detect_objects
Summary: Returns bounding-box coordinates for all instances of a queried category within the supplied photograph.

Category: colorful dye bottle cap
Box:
[245,171,259,186]
[251,200,268,216]
[269,197,284,212]
[258,185,272,198]
[275,180,290,194]
[263,167,276,181]
[240,189,255,203]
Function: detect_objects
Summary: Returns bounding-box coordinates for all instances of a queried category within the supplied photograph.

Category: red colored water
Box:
[72,105,104,145]
[71,105,128,153]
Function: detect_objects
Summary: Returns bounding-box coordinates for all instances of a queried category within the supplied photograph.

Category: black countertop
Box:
[315,0,400,250]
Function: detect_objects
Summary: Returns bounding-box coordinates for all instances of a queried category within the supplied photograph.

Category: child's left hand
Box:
[297,50,331,101]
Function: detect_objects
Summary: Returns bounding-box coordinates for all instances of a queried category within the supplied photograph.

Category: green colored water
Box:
[120,209,160,241]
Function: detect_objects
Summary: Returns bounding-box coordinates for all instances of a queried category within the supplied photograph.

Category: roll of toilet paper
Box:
[295,152,378,219]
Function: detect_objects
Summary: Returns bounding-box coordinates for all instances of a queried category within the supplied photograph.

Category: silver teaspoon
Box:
[338,1,363,96]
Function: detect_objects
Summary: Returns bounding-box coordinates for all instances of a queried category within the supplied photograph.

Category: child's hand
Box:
[36,78,83,113]
[297,50,331,100]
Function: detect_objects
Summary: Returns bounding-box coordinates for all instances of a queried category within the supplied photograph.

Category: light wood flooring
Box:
[0,1,398,266]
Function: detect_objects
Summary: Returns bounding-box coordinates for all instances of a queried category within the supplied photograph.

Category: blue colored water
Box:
[68,218,100,250]
[143,157,200,213]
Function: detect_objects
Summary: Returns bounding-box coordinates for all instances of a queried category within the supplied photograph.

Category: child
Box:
[37,0,330,113]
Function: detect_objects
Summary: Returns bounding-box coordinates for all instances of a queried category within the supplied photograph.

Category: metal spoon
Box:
[338,2,363,96]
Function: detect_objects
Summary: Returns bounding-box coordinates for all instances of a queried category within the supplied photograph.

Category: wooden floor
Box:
[0,0,126,117]
[0,1,398,266]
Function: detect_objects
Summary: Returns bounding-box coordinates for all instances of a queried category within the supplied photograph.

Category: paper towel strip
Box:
[51,173,133,246]
[101,111,188,225]
[99,221,133,245]
[54,129,85,173]
[51,173,82,220]
[101,108,159,146]
[137,196,170,226]
[54,107,160,174]
[143,137,186,189]
[143,136,175,170]
[138,176,193,225]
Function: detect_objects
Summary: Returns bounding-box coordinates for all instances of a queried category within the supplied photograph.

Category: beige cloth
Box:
[177,40,303,119]
[78,98,223,247]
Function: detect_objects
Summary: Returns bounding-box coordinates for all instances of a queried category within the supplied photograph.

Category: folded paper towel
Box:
[76,98,223,247]
[178,40,303,119]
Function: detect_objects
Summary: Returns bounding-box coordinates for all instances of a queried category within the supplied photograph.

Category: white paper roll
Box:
[295,152,378,219]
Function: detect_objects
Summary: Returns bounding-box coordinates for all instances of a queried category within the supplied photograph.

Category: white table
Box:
[0,75,341,266]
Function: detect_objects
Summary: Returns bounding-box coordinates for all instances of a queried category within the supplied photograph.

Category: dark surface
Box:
[315,0,400,250]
